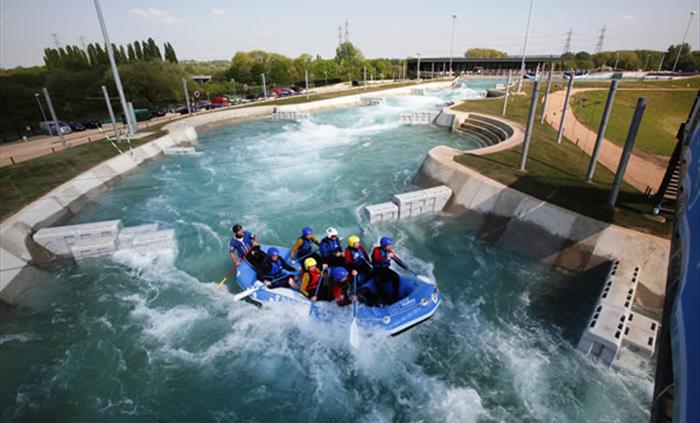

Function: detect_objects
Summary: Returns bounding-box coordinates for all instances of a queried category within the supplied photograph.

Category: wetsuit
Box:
[256,255,296,288]
[319,236,344,267]
[371,246,400,304]
[290,235,320,262]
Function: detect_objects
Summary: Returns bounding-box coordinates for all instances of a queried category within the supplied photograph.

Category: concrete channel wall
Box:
[415,145,670,312]
[0,81,452,305]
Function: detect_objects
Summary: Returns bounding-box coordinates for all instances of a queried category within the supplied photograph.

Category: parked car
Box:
[151,108,166,117]
[174,106,189,114]
[39,121,72,135]
[82,119,102,129]
[68,122,86,132]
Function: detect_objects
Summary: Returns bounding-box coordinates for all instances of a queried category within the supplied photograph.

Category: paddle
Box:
[293,249,318,267]
[391,255,435,285]
[233,272,293,301]
[349,274,360,348]
[216,244,255,289]
[308,267,328,315]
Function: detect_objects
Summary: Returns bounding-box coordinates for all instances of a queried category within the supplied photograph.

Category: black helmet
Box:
[232,224,243,233]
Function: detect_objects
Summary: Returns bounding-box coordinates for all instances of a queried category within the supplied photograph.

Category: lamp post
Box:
[93,0,136,135]
[449,14,458,76]
[671,10,697,72]
[34,93,48,129]
[416,52,422,81]
[516,0,535,92]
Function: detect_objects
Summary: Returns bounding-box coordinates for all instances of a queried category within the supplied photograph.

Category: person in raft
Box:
[371,236,401,304]
[329,267,357,306]
[229,224,261,266]
[344,235,372,281]
[290,226,320,265]
[319,227,344,268]
[256,247,298,289]
[299,257,329,302]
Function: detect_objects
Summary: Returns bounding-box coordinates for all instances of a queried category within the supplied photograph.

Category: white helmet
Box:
[326,227,339,237]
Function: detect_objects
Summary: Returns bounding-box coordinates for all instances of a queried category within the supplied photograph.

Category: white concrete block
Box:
[124,229,176,252]
[577,303,629,366]
[623,312,659,357]
[411,88,426,96]
[117,224,159,248]
[163,147,197,156]
[361,97,385,106]
[364,202,399,223]
[34,220,122,257]
[71,237,117,260]
[75,220,122,242]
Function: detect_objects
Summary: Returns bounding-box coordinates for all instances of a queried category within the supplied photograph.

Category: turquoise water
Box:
[1,84,653,422]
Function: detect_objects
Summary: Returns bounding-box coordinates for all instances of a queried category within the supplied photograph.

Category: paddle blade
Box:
[233,286,258,301]
[417,275,435,285]
[349,318,360,348]
[215,276,228,289]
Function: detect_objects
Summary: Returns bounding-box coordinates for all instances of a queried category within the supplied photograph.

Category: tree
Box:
[464,48,507,58]
[127,43,136,62]
[335,42,364,78]
[163,42,178,63]
[134,41,143,60]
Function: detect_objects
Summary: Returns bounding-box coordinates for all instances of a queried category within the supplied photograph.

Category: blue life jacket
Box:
[349,247,366,265]
[297,236,314,258]
[319,237,342,257]
[262,258,284,280]
[229,230,254,258]
[372,247,391,269]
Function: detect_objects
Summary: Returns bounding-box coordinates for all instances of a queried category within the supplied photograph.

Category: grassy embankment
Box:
[452,80,686,237]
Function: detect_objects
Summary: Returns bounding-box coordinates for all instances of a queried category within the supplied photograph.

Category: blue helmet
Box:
[267,247,279,257]
[333,267,349,281]
[302,226,313,236]
[380,236,394,248]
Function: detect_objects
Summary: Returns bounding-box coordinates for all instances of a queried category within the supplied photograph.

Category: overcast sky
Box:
[1,0,699,68]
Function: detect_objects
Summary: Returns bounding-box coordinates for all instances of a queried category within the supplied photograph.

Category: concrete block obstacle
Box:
[269,110,311,121]
[163,147,197,156]
[364,185,452,223]
[33,220,176,261]
[400,111,439,125]
[361,97,385,106]
[411,88,426,96]
[577,260,659,366]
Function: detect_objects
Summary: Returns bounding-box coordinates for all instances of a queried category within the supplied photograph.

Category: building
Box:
[406,56,562,78]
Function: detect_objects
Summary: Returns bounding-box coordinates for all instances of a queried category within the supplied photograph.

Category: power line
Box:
[51,33,61,48]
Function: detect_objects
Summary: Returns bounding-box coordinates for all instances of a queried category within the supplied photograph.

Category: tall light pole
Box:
[672,10,697,73]
[34,93,48,126]
[93,0,136,135]
[449,14,458,76]
[416,52,422,81]
[517,0,535,92]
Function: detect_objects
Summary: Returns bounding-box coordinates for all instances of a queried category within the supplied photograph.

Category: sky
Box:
[1,0,699,68]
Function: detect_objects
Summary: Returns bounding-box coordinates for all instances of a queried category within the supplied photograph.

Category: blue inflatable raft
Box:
[235,245,442,336]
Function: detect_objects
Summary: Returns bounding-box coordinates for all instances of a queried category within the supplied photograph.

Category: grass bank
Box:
[452,82,672,237]
[571,89,697,156]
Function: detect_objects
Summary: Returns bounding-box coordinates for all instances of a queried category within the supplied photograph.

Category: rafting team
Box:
[228,224,409,306]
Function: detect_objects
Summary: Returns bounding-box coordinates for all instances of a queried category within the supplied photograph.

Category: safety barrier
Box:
[577,260,659,366]
[269,111,311,121]
[400,112,439,125]
[33,220,176,261]
[364,185,452,223]
[361,97,385,106]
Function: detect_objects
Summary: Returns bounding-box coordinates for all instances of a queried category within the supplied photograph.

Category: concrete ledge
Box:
[415,145,670,312]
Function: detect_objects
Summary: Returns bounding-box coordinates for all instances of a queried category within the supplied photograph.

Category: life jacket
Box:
[345,245,367,265]
[261,257,284,280]
[229,231,254,258]
[296,236,315,258]
[300,268,322,297]
[319,237,342,257]
[372,247,392,269]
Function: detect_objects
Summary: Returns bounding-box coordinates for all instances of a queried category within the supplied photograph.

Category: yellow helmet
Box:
[304,257,317,269]
[348,235,360,247]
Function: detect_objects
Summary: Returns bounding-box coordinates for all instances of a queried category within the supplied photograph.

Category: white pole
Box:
[101,85,121,143]
[517,0,535,93]
[672,10,697,72]
[261,73,267,100]
[657,53,666,72]
[42,87,65,146]
[305,70,309,99]
[449,14,458,76]
[34,93,48,126]
[416,53,422,81]
[182,79,191,114]
[93,0,136,135]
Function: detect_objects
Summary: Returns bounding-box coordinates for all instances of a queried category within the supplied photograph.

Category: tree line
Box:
[464,44,700,72]
[42,38,178,71]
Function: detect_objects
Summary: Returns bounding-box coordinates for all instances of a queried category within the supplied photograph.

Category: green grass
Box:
[571,89,696,156]
[452,83,671,237]
[0,130,165,220]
